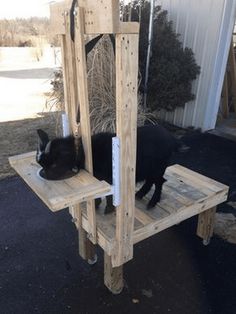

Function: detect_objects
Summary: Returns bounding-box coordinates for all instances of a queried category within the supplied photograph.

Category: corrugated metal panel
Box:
[155,0,236,130]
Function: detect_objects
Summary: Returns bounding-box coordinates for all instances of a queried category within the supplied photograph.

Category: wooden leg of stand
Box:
[197,207,216,245]
[104,253,124,294]
[73,204,97,264]
[78,228,97,264]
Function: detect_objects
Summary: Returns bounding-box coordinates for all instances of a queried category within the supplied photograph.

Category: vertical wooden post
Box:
[197,207,216,245]
[60,11,79,134]
[104,253,124,294]
[112,33,139,267]
[61,7,96,260]
[74,7,97,244]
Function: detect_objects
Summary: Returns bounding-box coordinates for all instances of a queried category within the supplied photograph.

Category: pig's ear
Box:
[37,129,49,150]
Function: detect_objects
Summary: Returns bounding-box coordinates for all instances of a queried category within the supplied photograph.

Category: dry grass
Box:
[48,35,154,134]
[87,35,155,133]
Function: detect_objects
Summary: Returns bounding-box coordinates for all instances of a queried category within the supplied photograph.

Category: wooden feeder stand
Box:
[9,0,229,294]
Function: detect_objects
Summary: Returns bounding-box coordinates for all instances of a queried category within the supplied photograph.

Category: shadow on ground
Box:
[0,67,55,79]
[0,130,236,314]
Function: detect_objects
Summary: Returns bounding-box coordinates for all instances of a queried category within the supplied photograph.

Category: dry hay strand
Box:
[47,35,155,135]
[87,35,154,133]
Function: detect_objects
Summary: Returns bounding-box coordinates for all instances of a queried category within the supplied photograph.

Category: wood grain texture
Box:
[74,7,97,243]
[62,12,79,135]
[113,33,139,267]
[50,0,72,35]
[104,253,123,294]
[79,164,228,254]
[50,1,139,35]
[197,207,216,242]
[9,152,111,212]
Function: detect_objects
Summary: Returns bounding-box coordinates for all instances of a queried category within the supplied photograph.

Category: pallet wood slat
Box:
[133,190,227,244]
[80,0,119,34]
[74,7,97,243]
[61,8,96,255]
[113,33,139,267]
[62,12,79,133]
[80,164,228,254]
[197,207,216,242]
[166,165,227,192]
[9,152,111,212]
[50,1,139,35]
[50,0,71,35]
[104,253,124,295]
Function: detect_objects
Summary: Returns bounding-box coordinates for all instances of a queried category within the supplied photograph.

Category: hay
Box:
[87,35,154,133]
[47,35,154,134]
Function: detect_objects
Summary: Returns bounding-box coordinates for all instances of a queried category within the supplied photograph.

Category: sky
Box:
[0,0,54,19]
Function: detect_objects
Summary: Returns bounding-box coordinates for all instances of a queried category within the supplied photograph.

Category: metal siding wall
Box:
[155,0,235,130]
[203,0,236,130]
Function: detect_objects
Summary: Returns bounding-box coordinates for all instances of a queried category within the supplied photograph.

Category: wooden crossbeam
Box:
[50,0,139,35]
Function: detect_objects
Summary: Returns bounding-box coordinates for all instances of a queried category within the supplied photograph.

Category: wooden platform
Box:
[81,164,229,255]
[9,151,111,212]
[9,151,228,255]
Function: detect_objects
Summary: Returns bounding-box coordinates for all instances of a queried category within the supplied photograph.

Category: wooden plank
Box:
[9,152,111,212]
[9,151,36,164]
[74,7,97,243]
[135,208,154,226]
[197,207,216,243]
[164,175,210,201]
[71,203,94,260]
[79,0,119,34]
[167,165,228,193]
[104,253,124,294]
[49,181,111,210]
[81,211,115,256]
[133,189,228,244]
[117,22,140,34]
[79,172,228,254]
[50,1,139,35]
[50,0,71,35]
[83,190,227,253]
[62,7,95,258]
[112,33,139,268]
[163,183,195,206]
[62,13,79,135]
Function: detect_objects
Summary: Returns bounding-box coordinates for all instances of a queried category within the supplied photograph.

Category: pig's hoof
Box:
[88,254,98,265]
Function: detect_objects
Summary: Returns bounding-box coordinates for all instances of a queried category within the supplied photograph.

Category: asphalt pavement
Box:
[1,131,236,314]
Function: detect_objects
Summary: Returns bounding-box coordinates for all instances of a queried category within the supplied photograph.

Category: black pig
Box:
[36,125,178,212]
